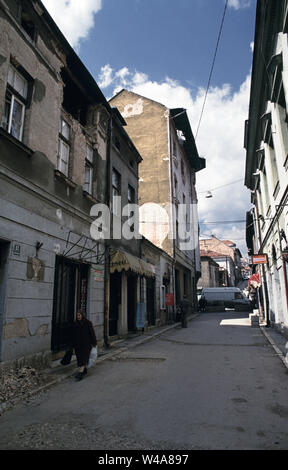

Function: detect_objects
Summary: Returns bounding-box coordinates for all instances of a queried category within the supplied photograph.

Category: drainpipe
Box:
[103,112,112,348]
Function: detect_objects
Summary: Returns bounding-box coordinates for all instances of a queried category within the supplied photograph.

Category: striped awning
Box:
[110,250,155,277]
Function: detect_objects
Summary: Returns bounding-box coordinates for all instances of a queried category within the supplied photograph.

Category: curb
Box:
[260,326,288,370]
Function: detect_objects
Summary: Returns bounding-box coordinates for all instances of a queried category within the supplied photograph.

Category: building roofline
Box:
[110,88,167,110]
[33,0,111,111]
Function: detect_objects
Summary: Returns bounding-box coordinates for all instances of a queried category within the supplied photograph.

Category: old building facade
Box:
[245,0,288,333]
[197,254,220,291]
[199,236,242,287]
[109,90,205,312]
[0,0,187,366]
[0,0,116,363]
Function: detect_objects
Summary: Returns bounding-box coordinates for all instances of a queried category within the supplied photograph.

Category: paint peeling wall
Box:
[110,91,173,257]
[0,0,107,362]
[0,1,63,166]
[0,154,105,361]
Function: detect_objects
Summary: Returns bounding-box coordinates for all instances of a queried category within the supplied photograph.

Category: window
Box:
[57,118,71,176]
[113,135,121,151]
[174,175,178,200]
[112,168,121,215]
[21,9,37,41]
[2,65,28,141]
[128,184,135,203]
[172,139,177,158]
[112,168,121,196]
[269,148,279,193]
[181,159,185,182]
[127,184,136,233]
[84,144,94,194]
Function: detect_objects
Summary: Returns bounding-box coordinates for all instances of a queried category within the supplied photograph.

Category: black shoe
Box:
[75,372,83,381]
[83,367,87,376]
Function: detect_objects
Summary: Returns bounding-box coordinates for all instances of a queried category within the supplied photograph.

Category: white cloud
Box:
[42,0,102,49]
[100,64,252,255]
[228,0,251,9]
[98,64,114,88]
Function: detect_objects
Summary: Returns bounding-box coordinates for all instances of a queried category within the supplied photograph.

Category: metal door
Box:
[51,256,88,352]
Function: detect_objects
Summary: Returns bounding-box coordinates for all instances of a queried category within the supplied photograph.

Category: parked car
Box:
[202,287,252,310]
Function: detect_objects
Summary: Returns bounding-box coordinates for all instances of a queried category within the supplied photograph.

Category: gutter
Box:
[103,113,113,349]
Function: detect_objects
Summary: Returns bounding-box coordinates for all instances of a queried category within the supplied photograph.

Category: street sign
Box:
[252,254,267,264]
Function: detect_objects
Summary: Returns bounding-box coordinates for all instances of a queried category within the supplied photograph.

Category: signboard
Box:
[93,265,105,281]
[136,303,145,328]
[12,244,21,256]
[252,254,267,265]
[165,293,174,306]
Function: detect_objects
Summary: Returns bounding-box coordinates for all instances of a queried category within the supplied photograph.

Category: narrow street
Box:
[0,311,288,450]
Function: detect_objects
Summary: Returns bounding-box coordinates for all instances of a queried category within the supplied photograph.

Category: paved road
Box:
[0,311,288,450]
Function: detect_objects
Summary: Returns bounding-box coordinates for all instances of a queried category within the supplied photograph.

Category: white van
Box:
[202,287,252,310]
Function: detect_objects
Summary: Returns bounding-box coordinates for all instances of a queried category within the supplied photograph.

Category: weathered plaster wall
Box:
[0,6,63,166]
[0,146,104,362]
[110,91,173,257]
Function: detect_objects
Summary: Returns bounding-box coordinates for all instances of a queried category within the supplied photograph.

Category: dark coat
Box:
[72,318,97,367]
[179,298,191,315]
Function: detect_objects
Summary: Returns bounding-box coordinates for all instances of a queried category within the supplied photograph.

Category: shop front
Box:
[109,250,155,337]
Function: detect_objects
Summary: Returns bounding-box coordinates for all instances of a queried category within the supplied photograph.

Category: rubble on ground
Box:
[0,366,49,413]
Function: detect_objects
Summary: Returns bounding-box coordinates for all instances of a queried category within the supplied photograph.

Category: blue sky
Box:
[42,0,257,256]
[79,0,256,96]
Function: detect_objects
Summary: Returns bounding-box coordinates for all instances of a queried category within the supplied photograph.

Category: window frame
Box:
[128,184,135,204]
[83,143,94,195]
[57,118,71,177]
[112,168,121,215]
[2,65,28,142]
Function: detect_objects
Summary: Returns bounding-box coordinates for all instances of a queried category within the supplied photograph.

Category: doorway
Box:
[109,271,121,336]
[0,241,10,361]
[175,269,180,304]
[51,256,89,352]
[146,277,155,326]
[127,274,137,332]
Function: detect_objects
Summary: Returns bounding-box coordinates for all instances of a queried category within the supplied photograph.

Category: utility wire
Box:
[199,220,246,225]
[195,0,229,141]
[198,178,243,194]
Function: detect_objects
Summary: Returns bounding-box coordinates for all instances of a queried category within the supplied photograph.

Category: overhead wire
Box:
[198,178,243,194]
[199,220,246,224]
[194,0,229,141]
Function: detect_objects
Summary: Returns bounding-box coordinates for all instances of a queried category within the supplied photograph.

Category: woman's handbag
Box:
[88,346,98,368]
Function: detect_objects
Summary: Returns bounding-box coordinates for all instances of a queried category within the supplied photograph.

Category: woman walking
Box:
[72,310,97,381]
